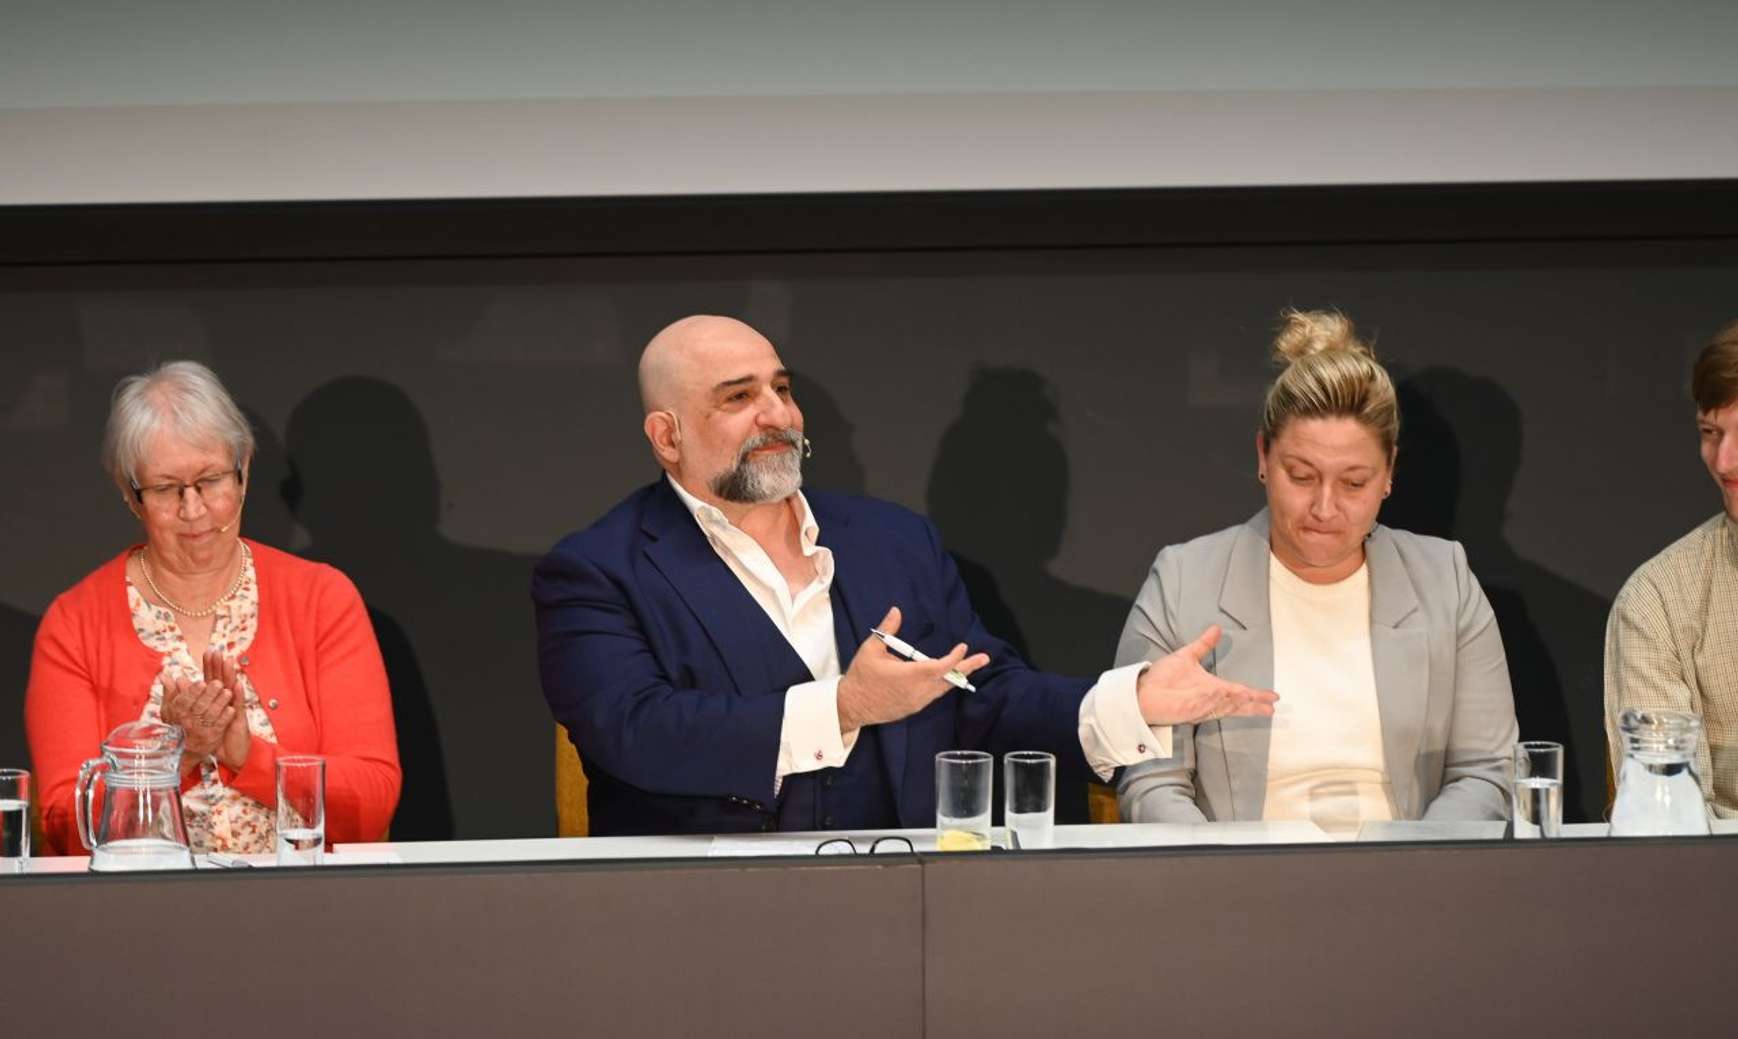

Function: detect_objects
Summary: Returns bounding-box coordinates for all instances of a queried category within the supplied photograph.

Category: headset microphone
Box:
[215,493,245,534]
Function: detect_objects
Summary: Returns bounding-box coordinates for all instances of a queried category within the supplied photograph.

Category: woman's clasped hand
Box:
[158,647,251,773]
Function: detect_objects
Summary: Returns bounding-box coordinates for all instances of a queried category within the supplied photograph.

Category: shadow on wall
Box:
[792,371,867,497]
[1,353,49,772]
[1382,367,1612,823]
[0,606,38,773]
[284,377,547,839]
[239,407,299,552]
[926,368,1132,825]
[253,408,457,843]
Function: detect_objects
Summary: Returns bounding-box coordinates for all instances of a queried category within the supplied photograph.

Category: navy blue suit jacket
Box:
[532,479,1093,836]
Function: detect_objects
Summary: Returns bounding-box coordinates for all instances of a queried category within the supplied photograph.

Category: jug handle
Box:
[74,757,107,852]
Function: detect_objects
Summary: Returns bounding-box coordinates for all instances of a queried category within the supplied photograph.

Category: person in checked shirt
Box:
[1606,319,1738,817]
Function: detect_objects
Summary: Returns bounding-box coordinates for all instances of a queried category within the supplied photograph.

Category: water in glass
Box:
[1513,777,1562,839]
[1007,809,1054,849]
[1004,751,1055,850]
[276,827,325,866]
[1,797,27,870]
[936,751,992,851]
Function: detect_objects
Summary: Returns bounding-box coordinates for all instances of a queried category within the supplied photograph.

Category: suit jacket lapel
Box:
[640,480,812,698]
[1365,526,1428,818]
[1215,512,1275,822]
[811,495,911,806]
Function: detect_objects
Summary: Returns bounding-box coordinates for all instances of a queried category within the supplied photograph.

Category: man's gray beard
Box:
[711,430,804,504]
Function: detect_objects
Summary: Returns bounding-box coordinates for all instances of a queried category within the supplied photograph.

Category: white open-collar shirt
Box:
[668,476,1169,790]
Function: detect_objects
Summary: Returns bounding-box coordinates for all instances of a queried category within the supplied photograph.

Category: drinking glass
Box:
[1512,741,1563,839]
[276,756,326,866]
[0,769,29,874]
[935,751,992,851]
[1004,751,1055,850]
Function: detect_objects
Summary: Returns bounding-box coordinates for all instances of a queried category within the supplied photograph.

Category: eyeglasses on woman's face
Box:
[131,469,242,511]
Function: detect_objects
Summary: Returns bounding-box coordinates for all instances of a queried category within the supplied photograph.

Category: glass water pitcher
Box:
[75,720,195,871]
[1609,708,1711,837]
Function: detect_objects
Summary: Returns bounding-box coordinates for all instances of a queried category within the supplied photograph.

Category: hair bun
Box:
[1272,308,1372,363]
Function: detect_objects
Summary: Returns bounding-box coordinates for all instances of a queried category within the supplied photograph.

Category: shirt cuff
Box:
[1078,661,1173,781]
[775,677,858,794]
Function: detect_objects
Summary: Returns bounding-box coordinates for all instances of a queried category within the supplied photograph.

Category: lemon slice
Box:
[935,828,990,852]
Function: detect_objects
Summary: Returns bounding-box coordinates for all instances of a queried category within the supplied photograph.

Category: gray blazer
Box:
[1116,510,1518,824]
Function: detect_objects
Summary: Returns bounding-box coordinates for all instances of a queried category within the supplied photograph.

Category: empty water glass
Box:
[1004,752,1055,850]
[1512,741,1563,839]
[935,751,992,851]
[0,769,29,874]
[276,756,326,866]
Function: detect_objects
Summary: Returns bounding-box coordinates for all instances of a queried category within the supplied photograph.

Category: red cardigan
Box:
[25,540,401,855]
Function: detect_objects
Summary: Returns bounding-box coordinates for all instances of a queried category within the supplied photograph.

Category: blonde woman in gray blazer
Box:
[1117,311,1518,826]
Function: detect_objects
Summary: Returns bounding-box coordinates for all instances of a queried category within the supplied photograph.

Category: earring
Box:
[1257,472,1266,483]
[801,435,814,459]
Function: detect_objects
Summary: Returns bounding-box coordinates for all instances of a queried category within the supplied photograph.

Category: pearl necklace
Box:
[140,541,251,618]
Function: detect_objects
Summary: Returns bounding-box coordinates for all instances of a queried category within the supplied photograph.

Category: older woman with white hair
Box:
[25,361,401,855]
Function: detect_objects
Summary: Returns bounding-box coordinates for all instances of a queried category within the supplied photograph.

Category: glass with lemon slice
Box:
[935,750,993,851]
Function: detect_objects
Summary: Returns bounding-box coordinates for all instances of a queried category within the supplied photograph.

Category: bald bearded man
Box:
[533,316,1276,836]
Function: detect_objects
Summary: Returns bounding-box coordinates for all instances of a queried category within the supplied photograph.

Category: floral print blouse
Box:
[128,549,279,854]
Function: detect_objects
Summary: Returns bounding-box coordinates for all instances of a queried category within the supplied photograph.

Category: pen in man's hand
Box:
[869,627,978,692]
